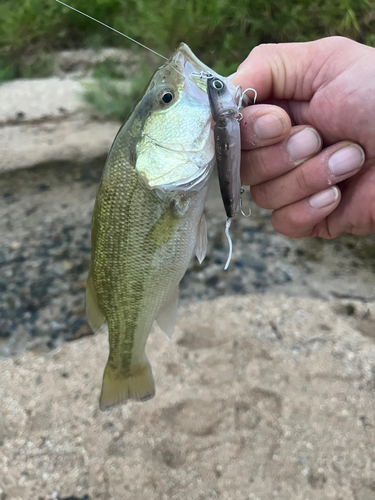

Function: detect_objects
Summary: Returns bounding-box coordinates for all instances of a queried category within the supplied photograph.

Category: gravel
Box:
[1,159,374,357]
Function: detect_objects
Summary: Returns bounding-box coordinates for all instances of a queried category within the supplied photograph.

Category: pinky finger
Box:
[271,186,341,238]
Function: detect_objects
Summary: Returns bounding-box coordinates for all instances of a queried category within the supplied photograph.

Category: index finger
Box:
[231,38,364,102]
[239,104,291,150]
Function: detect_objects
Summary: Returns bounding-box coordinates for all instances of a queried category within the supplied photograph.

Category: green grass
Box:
[0,53,54,82]
[0,58,17,82]
[1,0,375,74]
[2,0,375,117]
[21,54,54,78]
[92,58,126,79]
[350,237,375,271]
[82,62,153,121]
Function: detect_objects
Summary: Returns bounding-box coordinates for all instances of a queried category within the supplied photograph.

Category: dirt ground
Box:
[1,55,375,500]
[1,294,375,500]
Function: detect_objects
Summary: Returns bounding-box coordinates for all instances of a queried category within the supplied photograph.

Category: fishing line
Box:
[54,0,190,79]
[55,0,168,61]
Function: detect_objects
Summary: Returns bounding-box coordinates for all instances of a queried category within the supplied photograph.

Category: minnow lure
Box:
[207,76,242,219]
[207,77,257,269]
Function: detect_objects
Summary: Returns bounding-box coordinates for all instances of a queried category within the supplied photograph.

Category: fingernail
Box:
[287,127,321,160]
[309,187,339,209]
[254,112,286,140]
[228,72,237,80]
[328,145,365,176]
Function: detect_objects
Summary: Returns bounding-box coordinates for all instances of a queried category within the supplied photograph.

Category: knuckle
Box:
[270,211,284,233]
[271,210,300,238]
[250,43,272,57]
[250,183,274,209]
[271,205,316,239]
[294,166,310,193]
[251,148,273,181]
[311,218,337,239]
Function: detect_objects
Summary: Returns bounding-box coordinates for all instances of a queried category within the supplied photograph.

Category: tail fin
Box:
[99,359,155,411]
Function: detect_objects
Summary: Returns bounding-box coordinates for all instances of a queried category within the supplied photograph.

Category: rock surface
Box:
[0,48,155,174]
[0,114,120,173]
[0,75,121,173]
[1,159,375,357]
[1,295,375,500]
[0,78,89,123]
[0,48,138,173]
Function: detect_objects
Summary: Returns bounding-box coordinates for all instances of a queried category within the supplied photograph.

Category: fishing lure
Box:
[207,76,257,268]
[207,76,241,269]
[207,76,241,219]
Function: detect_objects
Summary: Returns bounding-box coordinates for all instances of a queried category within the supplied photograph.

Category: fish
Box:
[86,43,239,410]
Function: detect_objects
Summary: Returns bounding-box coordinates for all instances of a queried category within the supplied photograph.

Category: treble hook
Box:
[238,88,258,109]
[240,191,251,218]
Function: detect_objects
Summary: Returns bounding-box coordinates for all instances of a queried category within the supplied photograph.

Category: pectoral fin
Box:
[86,271,105,332]
[195,213,207,264]
[156,288,179,340]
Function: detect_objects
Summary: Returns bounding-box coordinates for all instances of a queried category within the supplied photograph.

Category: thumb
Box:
[231,37,355,103]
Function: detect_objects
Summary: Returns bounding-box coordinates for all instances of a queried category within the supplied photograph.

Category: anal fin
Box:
[156,288,178,340]
[86,271,105,332]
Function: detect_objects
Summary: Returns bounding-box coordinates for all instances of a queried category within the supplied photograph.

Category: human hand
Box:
[231,36,374,238]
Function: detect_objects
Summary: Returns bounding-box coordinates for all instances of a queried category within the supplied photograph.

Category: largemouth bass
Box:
[86,44,238,410]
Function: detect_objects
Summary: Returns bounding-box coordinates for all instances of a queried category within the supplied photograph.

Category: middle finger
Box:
[242,125,322,186]
[250,141,365,210]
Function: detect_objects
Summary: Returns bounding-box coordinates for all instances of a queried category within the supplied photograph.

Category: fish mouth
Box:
[171,43,239,98]
[171,43,214,77]
[170,43,217,93]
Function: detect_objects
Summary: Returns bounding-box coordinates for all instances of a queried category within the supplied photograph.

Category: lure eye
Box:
[212,79,224,90]
[159,90,174,105]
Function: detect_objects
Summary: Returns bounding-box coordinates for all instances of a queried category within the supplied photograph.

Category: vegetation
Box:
[1,0,375,74]
[82,62,153,121]
[2,0,375,116]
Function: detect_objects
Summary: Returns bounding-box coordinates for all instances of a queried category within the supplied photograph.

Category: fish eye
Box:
[212,79,224,90]
[162,92,173,103]
[158,89,175,106]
